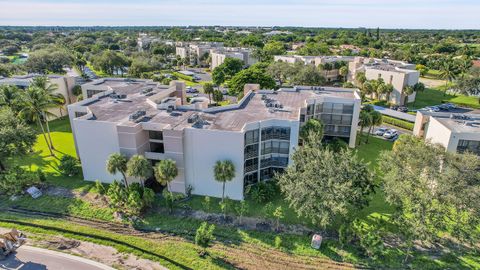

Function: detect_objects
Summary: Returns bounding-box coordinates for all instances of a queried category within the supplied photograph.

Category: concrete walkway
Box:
[1,245,116,270]
[372,105,416,122]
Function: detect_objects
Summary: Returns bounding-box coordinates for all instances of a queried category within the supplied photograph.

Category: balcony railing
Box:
[244,150,259,159]
[244,164,258,173]
[261,134,290,141]
[260,159,288,169]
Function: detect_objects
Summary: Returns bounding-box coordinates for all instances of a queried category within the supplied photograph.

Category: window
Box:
[245,130,259,145]
[244,158,258,173]
[457,140,480,155]
[300,114,306,122]
[322,102,333,113]
[342,104,354,114]
[149,130,163,140]
[244,173,258,186]
[149,142,165,153]
[75,112,87,118]
[261,126,290,141]
[244,144,258,158]
[341,115,352,125]
[332,103,343,114]
[307,104,315,115]
[332,115,342,124]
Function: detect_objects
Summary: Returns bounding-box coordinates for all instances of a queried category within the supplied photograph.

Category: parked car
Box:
[390,105,399,111]
[426,106,440,112]
[383,129,398,139]
[397,106,408,113]
[445,103,457,110]
[438,104,451,111]
[375,128,389,136]
[186,87,198,93]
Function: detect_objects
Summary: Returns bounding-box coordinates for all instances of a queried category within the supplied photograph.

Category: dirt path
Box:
[0,227,167,270]
[3,208,361,270]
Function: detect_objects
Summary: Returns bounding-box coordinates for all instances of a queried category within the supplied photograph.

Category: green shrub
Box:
[202,196,211,212]
[58,155,81,176]
[172,72,195,82]
[274,236,282,249]
[94,180,106,195]
[195,222,215,252]
[106,181,154,216]
[0,166,40,196]
[245,181,279,203]
[381,116,414,131]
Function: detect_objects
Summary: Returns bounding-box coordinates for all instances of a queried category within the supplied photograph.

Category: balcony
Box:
[244,149,259,159]
[261,134,290,141]
[244,164,258,173]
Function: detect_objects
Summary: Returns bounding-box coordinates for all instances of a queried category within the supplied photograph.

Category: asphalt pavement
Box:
[0,245,115,270]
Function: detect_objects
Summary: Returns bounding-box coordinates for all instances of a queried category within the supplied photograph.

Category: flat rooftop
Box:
[423,112,480,133]
[74,83,359,132]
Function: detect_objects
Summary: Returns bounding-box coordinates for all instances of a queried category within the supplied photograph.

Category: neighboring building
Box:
[68,80,361,200]
[273,55,354,82]
[175,42,224,66]
[0,74,77,118]
[210,47,257,70]
[348,57,420,105]
[263,30,293,36]
[413,111,480,155]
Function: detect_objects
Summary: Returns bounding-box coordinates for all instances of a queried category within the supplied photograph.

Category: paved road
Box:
[372,105,416,122]
[0,245,115,270]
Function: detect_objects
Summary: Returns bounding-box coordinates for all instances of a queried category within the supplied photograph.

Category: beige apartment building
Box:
[0,74,77,118]
[69,78,361,200]
[210,47,257,70]
[348,57,420,105]
[413,111,480,155]
[175,42,224,66]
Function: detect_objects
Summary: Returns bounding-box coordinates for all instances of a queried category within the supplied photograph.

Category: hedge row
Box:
[381,115,414,131]
[171,71,195,82]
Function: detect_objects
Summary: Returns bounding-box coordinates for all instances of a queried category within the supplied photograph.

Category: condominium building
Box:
[273,55,354,81]
[68,79,361,200]
[0,74,76,118]
[348,57,420,105]
[175,42,224,66]
[413,111,480,155]
[210,47,257,70]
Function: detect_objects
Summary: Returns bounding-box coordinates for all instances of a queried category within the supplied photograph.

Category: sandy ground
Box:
[0,227,167,270]
[420,77,446,88]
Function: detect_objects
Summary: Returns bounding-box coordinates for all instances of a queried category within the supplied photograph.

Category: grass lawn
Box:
[7,117,92,191]
[422,69,442,80]
[408,88,480,110]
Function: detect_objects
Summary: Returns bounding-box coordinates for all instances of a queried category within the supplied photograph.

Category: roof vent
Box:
[129,110,146,122]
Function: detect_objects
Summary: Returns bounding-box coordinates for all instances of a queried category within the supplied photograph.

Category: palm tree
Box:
[154,159,178,195]
[339,66,348,82]
[439,61,457,96]
[412,82,425,108]
[0,85,20,112]
[19,87,56,156]
[203,82,214,105]
[213,160,235,203]
[402,85,414,106]
[384,84,394,104]
[362,81,375,100]
[365,111,382,143]
[31,76,62,150]
[126,155,152,186]
[106,153,129,187]
[358,105,373,145]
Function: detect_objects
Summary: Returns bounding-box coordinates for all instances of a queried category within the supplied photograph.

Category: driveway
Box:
[372,105,415,122]
[1,245,115,270]
[186,68,212,82]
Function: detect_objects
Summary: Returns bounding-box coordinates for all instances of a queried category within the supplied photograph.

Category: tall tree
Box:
[154,159,178,195]
[299,118,323,146]
[365,110,382,143]
[439,60,458,96]
[0,85,20,113]
[379,135,480,260]
[339,66,349,82]
[213,160,235,203]
[277,146,375,229]
[30,76,63,150]
[0,108,36,171]
[19,86,56,156]
[203,82,214,105]
[126,155,152,186]
[106,153,129,187]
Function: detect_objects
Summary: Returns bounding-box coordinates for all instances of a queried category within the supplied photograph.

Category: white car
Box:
[427,106,440,112]
[375,128,388,136]
[383,129,398,139]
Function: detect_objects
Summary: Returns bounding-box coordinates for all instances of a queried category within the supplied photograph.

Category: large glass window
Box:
[342,104,354,114]
[245,130,259,145]
[332,103,343,114]
[457,140,480,155]
[307,104,315,115]
[261,126,290,141]
[244,173,258,186]
[244,144,258,158]
[244,158,258,173]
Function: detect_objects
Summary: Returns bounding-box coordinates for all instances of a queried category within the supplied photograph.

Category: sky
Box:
[0,0,479,29]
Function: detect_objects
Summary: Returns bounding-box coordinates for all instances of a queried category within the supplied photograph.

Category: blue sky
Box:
[0,0,479,29]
